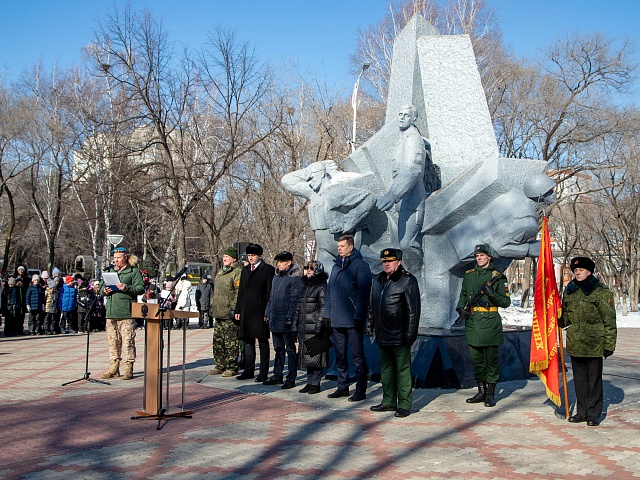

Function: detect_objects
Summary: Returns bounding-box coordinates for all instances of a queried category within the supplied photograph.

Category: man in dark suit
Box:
[234,244,275,382]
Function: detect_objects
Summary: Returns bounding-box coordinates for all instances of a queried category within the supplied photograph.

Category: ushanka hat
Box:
[474,244,493,256]
[570,256,595,273]
[274,251,293,261]
[245,244,263,256]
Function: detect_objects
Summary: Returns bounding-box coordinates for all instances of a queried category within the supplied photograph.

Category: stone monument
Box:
[283,15,552,330]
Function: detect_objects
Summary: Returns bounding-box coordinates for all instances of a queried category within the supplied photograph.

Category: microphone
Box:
[172,264,188,282]
[103,264,115,272]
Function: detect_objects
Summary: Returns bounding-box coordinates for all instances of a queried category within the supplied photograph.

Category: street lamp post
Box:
[351,62,371,153]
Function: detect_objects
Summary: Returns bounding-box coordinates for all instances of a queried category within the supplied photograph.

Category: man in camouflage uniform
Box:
[210,247,242,377]
[560,256,617,426]
[99,247,145,380]
[456,244,511,407]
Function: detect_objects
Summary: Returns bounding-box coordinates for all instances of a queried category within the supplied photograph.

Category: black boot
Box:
[466,381,486,404]
[484,383,497,407]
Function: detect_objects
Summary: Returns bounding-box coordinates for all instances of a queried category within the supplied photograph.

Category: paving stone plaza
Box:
[1,326,639,479]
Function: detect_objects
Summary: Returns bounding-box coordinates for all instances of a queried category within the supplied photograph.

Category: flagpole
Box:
[557,327,570,419]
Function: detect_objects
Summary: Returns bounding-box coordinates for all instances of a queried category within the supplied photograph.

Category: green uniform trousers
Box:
[468,344,499,384]
[379,345,413,410]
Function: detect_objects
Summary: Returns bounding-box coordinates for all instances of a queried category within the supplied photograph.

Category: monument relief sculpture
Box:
[282,15,554,329]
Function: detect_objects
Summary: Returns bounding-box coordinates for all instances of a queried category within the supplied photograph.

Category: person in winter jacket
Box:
[25,274,45,335]
[234,243,275,382]
[175,275,193,328]
[324,235,372,402]
[295,260,329,394]
[264,251,303,389]
[2,277,20,336]
[456,244,510,407]
[58,276,78,334]
[560,256,617,427]
[367,249,420,418]
[210,247,242,377]
[196,276,213,329]
[43,279,59,334]
[98,247,145,380]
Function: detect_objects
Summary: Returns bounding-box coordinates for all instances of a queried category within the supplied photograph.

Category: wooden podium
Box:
[131,302,199,429]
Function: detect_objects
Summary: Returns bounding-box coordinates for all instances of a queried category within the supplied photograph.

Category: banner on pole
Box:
[529,216,562,407]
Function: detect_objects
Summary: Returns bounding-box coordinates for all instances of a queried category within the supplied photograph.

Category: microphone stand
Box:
[62,295,110,386]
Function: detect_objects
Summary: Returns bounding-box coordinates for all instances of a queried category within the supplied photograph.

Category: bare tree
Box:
[89,6,281,268]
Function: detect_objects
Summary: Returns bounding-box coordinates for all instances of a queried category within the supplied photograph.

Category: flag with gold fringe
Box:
[529,216,562,406]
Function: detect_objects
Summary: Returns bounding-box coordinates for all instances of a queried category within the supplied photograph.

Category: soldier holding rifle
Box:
[456,244,510,407]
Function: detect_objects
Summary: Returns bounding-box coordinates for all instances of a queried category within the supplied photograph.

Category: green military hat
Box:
[380,248,403,261]
[224,246,238,259]
[474,244,493,256]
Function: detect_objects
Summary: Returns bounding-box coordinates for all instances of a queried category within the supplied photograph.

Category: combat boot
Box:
[484,383,497,407]
[122,362,134,380]
[101,360,120,379]
[466,381,486,403]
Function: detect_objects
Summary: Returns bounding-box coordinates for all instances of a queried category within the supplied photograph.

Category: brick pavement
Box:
[0,326,639,479]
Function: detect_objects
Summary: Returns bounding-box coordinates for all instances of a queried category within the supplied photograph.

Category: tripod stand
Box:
[62,296,110,386]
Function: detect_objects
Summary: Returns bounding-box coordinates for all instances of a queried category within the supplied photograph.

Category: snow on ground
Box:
[501,306,640,328]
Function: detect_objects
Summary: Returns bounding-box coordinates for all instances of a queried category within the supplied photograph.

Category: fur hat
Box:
[570,257,595,273]
[245,244,263,256]
[474,244,493,257]
[274,251,293,261]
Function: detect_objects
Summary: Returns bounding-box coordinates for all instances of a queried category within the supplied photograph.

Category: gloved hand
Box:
[603,349,614,358]
[481,283,495,297]
[365,322,373,337]
[456,307,469,320]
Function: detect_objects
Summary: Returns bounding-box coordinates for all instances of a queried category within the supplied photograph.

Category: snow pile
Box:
[501,307,639,328]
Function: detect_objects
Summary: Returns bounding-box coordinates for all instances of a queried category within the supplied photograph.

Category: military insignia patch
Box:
[235,280,240,288]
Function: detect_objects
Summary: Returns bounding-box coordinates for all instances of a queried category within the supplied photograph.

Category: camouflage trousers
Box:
[212,318,239,371]
[106,318,137,363]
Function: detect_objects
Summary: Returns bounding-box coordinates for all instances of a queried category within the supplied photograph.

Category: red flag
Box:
[529,216,562,406]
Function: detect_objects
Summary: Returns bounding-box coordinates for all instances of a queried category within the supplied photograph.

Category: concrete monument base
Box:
[326,326,534,390]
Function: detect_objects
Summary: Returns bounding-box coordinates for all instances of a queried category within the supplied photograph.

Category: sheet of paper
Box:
[102,272,121,287]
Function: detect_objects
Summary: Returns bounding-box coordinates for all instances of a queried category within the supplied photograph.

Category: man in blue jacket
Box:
[324,235,372,401]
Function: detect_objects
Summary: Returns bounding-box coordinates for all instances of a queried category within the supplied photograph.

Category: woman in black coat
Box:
[295,260,329,394]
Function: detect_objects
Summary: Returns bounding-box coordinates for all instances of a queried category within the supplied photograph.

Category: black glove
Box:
[365,322,373,337]
[456,307,469,320]
[603,349,614,358]
[558,317,565,329]
[354,319,365,334]
[481,283,495,297]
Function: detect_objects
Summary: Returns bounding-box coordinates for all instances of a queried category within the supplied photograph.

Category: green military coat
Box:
[561,275,617,357]
[457,261,510,347]
[211,264,241,320]
[99,259,145,319]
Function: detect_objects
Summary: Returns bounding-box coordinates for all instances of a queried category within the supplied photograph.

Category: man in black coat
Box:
[234,244,275,382]
[367,248,420,418]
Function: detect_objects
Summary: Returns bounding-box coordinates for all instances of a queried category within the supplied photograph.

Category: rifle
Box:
[451,270,505,330]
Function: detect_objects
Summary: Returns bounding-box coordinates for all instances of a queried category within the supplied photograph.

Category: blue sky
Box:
[1,0,638,103]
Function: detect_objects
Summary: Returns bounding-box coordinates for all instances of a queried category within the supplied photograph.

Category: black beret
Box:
[570,257,595,273]
[245,244,263,256]
[380,248,403,261]
[274,251,293,261]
